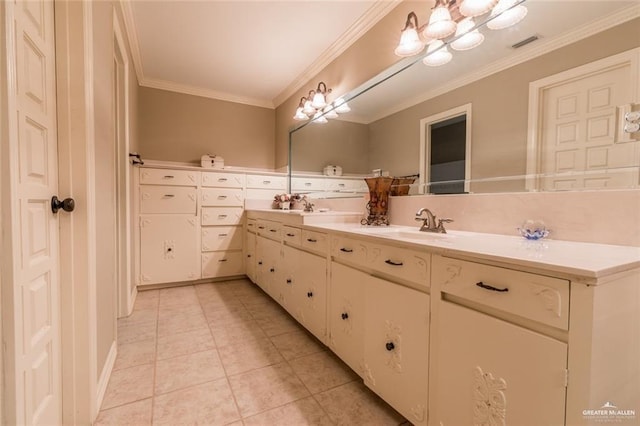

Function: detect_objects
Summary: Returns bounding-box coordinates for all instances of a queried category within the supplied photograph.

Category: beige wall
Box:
[369,19,640,192]
[138,87,275,168]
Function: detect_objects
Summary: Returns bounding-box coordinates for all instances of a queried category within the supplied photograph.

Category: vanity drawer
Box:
[368,244,430,289]
[257,220,281,241]
[325,178,366,192]
[140,186,197,214]
[202,172,245,188]
[282,226,302,246]
[301,229,328,254]
[246,174,287,189]
[331,235,368,265]
[246,218,257,233]
[201,188,244,206]
[140,168,199,186]
[433,257,569,330]
[291,177,326,192]
[201,207,243,226]
[202,251,244,278]
[202,226,243,252]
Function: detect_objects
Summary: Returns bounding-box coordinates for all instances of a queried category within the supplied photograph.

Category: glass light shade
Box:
[311,111,328,124]
[394,27,425,57]
[422,40,452,66]
[293,107,308,121]
[459,0,497,17]
[302,99,316,115]
[323,105,338,119]
[311,91,326,109]
[334,98,351,114]
[487,0,527,30]
[451,18,485,51]
[424,6,456,39]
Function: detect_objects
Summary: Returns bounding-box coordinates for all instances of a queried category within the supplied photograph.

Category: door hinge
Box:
[564,368,569,387]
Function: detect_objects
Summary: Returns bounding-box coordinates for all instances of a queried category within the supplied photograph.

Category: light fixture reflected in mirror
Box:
[292,82,350,122]
[394,0,528,66]
[334,98,351,114]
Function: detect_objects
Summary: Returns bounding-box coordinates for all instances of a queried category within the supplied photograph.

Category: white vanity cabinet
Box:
[245,219,257,283]
[291,249,327,342]
[328,262,366,376]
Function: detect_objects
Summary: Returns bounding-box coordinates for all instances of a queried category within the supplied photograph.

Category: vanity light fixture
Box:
[292,82,350,123]
[394,0,527,66]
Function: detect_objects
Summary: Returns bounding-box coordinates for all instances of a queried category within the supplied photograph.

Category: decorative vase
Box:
[361,176,394,225]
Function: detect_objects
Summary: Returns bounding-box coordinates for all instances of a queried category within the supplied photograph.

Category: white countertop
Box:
[304,223,640,282]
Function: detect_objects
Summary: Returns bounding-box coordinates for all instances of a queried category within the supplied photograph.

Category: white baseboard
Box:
[95,341,117,415]
[128,286,138,315]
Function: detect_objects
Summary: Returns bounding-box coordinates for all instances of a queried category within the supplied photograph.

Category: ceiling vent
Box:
[512,35,539,49]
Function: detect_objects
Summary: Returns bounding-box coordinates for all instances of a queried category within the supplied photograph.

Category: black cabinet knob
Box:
[270,268,275,273]
[341,312,349,320]
[286,279,292,284]
[51,196,75,213]
[258,261,263,265]
[385,342,395,351]
[307,291,313,298]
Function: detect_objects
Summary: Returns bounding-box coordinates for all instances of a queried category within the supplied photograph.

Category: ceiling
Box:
[122,0,398,109]
[122,1,639,112]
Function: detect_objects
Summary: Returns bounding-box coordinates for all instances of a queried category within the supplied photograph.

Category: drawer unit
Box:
[140,186,197,214]
[331,235,368,265]
[246,174,287,189]
[201,188,244,207]
[140,168,199,186]
[291,177,326,192]
[246,218,257,233]
[257,220,281,241]
[202,172,245,188]
[433,257,570,330]
[201,207,243,226]
[282,225,302,246]
[301,229,328,254]
[325,178,367,192]
[202,226,243,252]
[368,243,430,289]
[202,251,244,278]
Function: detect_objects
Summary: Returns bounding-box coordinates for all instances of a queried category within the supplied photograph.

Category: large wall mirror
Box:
[289,1,640,197]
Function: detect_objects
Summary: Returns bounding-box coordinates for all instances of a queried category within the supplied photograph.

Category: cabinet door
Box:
[140,215,199,284]
[295,251,327,342]
[256,237,280,296]
[246,232,256,283]
[329,262,365,376]
[363,277,430,426]
[434,301,567,426]
[280,245,299,313]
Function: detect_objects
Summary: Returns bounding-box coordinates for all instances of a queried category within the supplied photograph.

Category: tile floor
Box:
[95,278,410,425]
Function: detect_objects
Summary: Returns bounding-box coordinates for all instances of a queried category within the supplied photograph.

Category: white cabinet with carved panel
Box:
[255,235,281,297]
[292,249,327,342]
[328,262,365,376]
[140,215,200,285]
[279,245,299,312]
[245,228,257,283]
[246,173,287,200]
[363,276,429,426]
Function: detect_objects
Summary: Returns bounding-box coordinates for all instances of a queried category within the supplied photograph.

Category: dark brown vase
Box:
[361,177,394,226]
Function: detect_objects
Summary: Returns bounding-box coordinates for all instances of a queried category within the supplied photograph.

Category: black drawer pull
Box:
[163,175,174,178]
[218,233,228,237]
[385,259,403,266]
[258,226,265,229]
[247,254,252,258]
[307,238,317,243]
[307,291,313,298]
[218,215,228,219]
[270,268,275,272]
[286,233,296,237]
[258,261,263,265]
[341,312,349,320]
[385,342,395,351]
[269,229,277,233]
[164,194,175,198]
[218,178,228,182]
[286,279,292,284]
[218,195,227,199]
[476,282,509,292]
[340,247,353,253]
[218,259,227,262]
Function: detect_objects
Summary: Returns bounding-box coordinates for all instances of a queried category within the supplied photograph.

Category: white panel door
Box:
[539,53,639,190]
[6,0,62,423]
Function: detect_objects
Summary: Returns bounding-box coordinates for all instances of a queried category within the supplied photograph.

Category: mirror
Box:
[289,1,640,197]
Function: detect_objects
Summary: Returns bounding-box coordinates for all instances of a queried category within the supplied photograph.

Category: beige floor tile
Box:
[159,287,200,309]
[132,296,159,312]
[254,312,300,337]
[239,290,273,307]
[156,327,215,360]
[117,308,157,328]
[155,349,226,395]
[117,321,156,346]
[101,364,154,410]
[113,338,156,371]
[242,396,333,426]
[244,300,286,319]
[94,398,152,426]
[218,336,284,376]
[157,303,203,320]
[228,362,310,417]
[157,311,208,337]
[210,318,266,347]
[289,351,358,394]
[314,381,405,426]
[270,330,325,361]
[152,379,240,426]
[205,305,253,326]
[201,297,246,315]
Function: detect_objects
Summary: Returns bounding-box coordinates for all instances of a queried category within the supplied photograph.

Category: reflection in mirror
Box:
[289,1,640,197]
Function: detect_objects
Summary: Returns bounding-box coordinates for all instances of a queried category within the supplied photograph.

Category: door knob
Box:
[51,196,75,213]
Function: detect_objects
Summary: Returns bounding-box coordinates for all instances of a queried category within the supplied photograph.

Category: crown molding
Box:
[272,0,402,108]
[367,3,640,123]
[118,0,144,84]
[140,77,275,109]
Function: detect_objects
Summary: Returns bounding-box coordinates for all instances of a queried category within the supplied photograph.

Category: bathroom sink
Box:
[356,226,457,242]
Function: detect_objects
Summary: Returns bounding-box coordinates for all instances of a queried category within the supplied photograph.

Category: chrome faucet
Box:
[415,208,453,233]
[302,196,314,213]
